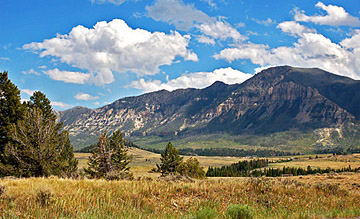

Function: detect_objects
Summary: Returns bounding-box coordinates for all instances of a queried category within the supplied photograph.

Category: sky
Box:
[1,0,360,110]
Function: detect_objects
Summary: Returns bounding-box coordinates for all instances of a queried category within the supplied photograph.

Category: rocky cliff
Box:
[59,66,360,149]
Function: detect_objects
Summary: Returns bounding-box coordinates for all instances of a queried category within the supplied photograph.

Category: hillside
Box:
[58,66,360,150]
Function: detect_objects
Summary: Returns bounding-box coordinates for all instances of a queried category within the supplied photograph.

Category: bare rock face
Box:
[59,66,360,149]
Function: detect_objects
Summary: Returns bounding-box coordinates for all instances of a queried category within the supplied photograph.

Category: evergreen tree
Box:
[0,71,26,176]
[0,72,25,154]
[5,108,77,177]
[0,85,77,177]
[85,129,132,179]
[55,131,78,177]
[27,91,56,121]
[156,142,183,176]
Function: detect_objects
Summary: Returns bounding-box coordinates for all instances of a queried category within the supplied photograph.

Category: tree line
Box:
[206,159,360,177]
[206,159,269,177]
[149,147,299,157]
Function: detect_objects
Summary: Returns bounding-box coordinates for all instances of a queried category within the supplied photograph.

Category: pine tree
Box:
[85,129,132,179]
[27,91,57,121]
[0,72,25,154]
[110,130,131,173]
[55,131,78,177]
[156,142,183,176]
[0,72,26,176]
[4,108,76,176]
[1,88,77,177]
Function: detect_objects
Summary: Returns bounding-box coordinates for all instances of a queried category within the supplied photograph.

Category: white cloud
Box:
[196,21,247,42]
[147,0,245,44]
[22,68,40,76]
[21,89,36,96]
[146,0,212,30]
[196,35,215,45]
[214,30,360,79]
[24,19,197,85]
[90,0,126,5]
[252,18,276,26]
[75,92,99,101]
[341,29,360,49]
[44,68,91,84]
[38,65,47,69]
[129,67,253,92]
[277,21,316,37]
[52,101,73,109]
[294,2,360,27]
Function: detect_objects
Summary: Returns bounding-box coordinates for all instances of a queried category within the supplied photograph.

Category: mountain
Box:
[59,66,360,150]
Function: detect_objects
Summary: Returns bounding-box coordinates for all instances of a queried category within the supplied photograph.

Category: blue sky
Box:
[1,0,360,110]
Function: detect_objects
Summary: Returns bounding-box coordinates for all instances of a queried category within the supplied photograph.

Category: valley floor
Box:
[1,152,360,218]
[0,173,360,218]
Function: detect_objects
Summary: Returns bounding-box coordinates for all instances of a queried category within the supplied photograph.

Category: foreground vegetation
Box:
[1,173,360,218]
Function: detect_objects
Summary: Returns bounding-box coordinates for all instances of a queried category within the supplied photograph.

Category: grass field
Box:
[1,174,360,218]
[2,150,360,218]
[76,150,360,177]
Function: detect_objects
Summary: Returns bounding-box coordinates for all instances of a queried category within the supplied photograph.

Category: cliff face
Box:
[59,66,359,149]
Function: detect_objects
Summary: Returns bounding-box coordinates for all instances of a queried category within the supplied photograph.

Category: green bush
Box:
[226,204,253,219]
[177,157,206,179]
[195,207,218,219]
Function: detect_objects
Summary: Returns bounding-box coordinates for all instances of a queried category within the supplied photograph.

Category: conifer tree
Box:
[156,142,183,176]
[5,108,78,177]
[0,72,25,153]
[0,85,77,177]
[0,71,25,176]
[85,129,132,179]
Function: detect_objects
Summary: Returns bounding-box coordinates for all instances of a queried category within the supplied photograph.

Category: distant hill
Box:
[58,66,360,151]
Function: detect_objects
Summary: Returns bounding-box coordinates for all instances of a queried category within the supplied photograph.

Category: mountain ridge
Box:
[58,66,360,149]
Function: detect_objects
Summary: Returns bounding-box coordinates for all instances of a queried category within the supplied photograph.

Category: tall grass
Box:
[1,174,360,218]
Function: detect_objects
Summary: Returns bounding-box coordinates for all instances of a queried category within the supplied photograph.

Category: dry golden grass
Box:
[75,150,360,178]
[75,148,241,177]
[270,154,360,169]
[1,173,360,218]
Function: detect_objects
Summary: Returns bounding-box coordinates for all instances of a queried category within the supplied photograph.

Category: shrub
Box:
[177,157,206,179]
[104,170,134,181]
[195,207,218,219]
[226,204,253,219]
[36,188,53,206]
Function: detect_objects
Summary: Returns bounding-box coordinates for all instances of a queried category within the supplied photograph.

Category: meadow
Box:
[1,150,360,218]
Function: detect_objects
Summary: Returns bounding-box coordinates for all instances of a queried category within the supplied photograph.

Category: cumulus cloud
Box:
[147,0,245,44]
[129,67,253,92]
[52,101,73,109]
[91,0,127,5]
[146,0,212,30]
[277,21,316,37]
[22,68,40,76]
[74,92,99,101]
[341,30,360,49]
[24,19,197,85]
[44,69,91,84]
[21,89,36,96]
[214,30,360,79]
[294,2,360,27]
[196,21,247,42]
[196,35,215,45]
